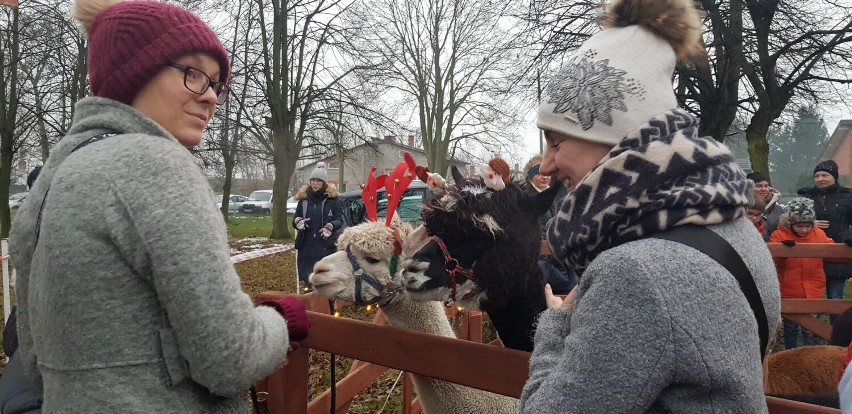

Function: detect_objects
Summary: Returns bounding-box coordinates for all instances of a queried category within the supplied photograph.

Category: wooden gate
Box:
[253,242,852,413]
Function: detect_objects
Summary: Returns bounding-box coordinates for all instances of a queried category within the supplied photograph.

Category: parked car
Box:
[286,197,298,215]
[215,194,248,214]
[337,181,435,227]
[239,190,274,215]
[9,192,26,211]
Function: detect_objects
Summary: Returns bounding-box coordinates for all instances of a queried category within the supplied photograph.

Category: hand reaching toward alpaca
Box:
[545,284,577,311]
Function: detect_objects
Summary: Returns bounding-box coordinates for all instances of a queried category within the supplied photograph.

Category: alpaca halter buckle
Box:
[431,236,478,302]
[347,248,399,306]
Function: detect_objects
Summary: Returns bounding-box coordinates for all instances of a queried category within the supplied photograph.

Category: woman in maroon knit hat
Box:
[8,0,308,411]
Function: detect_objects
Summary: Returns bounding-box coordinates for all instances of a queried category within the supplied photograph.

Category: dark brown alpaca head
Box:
[402,166,559,350]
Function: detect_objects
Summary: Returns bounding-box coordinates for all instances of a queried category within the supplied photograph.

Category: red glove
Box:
[262,296,310,342]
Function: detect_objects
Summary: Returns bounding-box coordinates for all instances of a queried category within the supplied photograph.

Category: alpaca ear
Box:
[402,225,431,258]
[527,182,561,219]
[336,227,353,251]
[450,165,465,185]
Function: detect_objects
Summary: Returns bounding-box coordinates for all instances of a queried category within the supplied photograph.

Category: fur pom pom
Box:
[74,0,121,35]
[602,0,704,62]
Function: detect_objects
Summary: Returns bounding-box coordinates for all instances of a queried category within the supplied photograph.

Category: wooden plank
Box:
[265,346,309,414]
[768,243,852,259]
[403,373,413,414]
[469,311,483,343]
[766,396,840,413]
[301,312,530,397]
[782,314,833,340]
[781,299,852,314]
[307,362,389,414]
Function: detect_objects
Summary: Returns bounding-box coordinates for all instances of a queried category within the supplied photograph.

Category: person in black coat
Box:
[292,162,343,290]
[797,160,852,300]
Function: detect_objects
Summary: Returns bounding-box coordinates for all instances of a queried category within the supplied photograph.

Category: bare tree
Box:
[240,0,369,239]
[739,0,852,175]
[348,0,526,175]
[0,5,22,238]
[675,0,745,142]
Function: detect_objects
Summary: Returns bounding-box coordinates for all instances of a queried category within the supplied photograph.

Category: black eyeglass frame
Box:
[167,63,229,104]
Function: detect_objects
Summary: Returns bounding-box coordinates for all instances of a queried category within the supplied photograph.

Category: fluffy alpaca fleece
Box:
[764,345,845,396]
[336,221,398,263]
[404,178,559,352]
[310,221,519,414]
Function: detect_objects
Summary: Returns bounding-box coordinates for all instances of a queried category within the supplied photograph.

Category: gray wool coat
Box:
[520,219,781,413]
[9,98,290,413]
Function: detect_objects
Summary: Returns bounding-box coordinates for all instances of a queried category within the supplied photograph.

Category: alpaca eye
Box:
[365,257,380,264]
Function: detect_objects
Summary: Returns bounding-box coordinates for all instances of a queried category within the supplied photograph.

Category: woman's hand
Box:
[545,284,578,310]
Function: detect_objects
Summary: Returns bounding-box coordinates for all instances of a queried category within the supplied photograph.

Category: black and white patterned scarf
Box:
[546,109,753,274]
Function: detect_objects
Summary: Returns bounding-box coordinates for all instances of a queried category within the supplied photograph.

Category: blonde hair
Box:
[524,155,544,175]
[73,0,121,35]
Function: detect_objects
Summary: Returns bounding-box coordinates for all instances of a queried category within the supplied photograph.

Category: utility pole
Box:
[536,68,543,154]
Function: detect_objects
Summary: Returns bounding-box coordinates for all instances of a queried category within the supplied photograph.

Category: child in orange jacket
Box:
[770,197,835,349]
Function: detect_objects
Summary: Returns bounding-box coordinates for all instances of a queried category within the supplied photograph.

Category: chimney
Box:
[384,135,396,143]
[407,135,415,148]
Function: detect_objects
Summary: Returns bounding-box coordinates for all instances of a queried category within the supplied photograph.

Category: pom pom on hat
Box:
[537,0,703,147]
[310,162,329,182]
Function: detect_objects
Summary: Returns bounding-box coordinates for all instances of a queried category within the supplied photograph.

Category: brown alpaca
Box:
[764,345,846,395]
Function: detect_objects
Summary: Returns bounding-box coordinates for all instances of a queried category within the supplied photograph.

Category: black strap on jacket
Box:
[34,133,117,247]
[650,225,769,360]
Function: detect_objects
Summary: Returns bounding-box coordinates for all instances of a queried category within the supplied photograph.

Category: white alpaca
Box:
[310,221,519,414]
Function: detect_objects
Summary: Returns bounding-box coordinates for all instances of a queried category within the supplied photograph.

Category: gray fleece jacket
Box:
[520,219,781,413]
[9,97,289,412]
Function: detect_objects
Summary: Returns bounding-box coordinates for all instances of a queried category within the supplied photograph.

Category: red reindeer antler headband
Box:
[361,160,416,255]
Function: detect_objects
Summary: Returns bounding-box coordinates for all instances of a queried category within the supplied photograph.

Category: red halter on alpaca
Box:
[431,235,478,301]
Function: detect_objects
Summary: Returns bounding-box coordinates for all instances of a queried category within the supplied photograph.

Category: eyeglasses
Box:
[167,63,229,104]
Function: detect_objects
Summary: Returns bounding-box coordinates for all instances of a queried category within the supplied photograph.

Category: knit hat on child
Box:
[786,197,816,225]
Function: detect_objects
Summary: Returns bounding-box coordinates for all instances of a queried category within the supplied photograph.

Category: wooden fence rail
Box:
[254,243,852,413]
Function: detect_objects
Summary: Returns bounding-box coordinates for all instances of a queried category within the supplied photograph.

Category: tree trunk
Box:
[0,9,19,238]
[270,131,296,240]
[745,110,774,177]
[337,146,345,192]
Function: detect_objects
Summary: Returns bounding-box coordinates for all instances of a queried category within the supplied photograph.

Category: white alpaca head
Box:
[310,219,426,304]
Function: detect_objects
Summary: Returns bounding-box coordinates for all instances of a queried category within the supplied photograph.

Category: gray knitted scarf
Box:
[546,109,753,275]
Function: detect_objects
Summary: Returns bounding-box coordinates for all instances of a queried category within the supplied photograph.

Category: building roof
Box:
[820,119,852,160]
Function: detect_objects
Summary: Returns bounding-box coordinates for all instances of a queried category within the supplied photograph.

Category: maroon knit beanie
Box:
[86,1,230,105]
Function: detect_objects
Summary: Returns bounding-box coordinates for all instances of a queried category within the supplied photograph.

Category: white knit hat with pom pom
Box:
[537,0,704,146]
[309,162,329,182]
